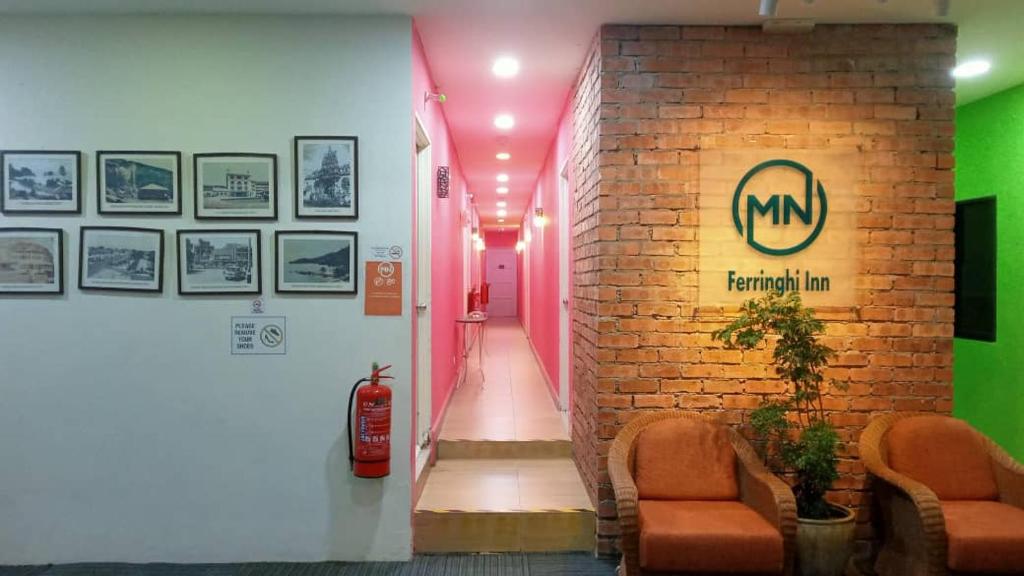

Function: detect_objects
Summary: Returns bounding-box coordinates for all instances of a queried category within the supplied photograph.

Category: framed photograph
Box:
[294,136,358,219]
[0,228,63,294]
[275,230,357,294]
[177,229,261,295]
[194,153,277,220]
[1,151,81,214]
[97,151,182,215]
[79,226,164,293]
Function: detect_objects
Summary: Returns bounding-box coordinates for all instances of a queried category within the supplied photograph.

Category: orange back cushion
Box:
[634,418,739,500]
[886,416,997,500]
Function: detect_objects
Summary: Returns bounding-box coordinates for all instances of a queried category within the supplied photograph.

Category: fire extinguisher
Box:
[346,362,393,478]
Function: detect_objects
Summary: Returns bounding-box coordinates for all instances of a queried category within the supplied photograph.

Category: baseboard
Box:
[525,332,563,414]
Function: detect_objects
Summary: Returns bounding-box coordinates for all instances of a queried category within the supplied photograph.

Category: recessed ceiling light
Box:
[497,209,507,218]
[497,201,507,208]
[496,152,511,161]
[952,59,992,79]
[496,187,509,194]
[496,173,509,183]
[494,114,515,130]
[492,56,520,78]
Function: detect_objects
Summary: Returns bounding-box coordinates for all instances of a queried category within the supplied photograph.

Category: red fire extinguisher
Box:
[346,362,393,478]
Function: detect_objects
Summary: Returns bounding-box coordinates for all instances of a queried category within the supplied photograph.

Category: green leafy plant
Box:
[712,290,845,520]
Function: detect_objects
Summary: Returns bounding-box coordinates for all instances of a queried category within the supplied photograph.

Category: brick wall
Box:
[571,23,957,559]
[570,34,603,510]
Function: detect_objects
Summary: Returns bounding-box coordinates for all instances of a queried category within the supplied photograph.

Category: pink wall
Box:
[519,101,572,400]
[484,230,517,249]
[413,27,471,438]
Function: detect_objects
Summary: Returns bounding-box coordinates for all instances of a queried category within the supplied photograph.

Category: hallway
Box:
[414,319,593,553]
[437,318,569,444]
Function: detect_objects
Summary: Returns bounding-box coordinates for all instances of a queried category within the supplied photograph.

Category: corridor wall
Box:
[0,15,415,564]
[520,102,573,401]
[412,27,472,440]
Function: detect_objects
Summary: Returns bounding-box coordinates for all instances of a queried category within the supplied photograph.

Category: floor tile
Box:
[439,319,567,442]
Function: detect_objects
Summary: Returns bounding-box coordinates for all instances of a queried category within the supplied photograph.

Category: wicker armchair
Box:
[860,413,1024,576]
[608,411,796,576]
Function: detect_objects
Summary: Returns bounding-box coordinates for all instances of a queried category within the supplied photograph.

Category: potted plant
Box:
[712,290,855,576]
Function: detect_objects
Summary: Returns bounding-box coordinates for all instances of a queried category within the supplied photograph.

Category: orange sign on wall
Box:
[365,261,403,316]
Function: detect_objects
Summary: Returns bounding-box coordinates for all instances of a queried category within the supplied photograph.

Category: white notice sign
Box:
[231,316,286,355]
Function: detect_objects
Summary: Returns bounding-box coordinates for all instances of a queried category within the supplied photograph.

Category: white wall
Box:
[0,15,414,564]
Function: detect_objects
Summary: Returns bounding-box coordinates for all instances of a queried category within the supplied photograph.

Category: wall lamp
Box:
[533,207,548,228]
[424,91,447,108]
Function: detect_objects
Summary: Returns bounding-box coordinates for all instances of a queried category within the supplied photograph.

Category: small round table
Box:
[456,312,487,387]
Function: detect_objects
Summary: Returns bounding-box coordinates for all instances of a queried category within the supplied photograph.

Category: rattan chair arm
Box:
[733,431,797,576]
[984,435,1024,509]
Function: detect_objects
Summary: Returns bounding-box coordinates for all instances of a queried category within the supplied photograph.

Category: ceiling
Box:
[2,1,1021,227]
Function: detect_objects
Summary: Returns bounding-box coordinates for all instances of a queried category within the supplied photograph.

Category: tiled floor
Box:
[415,318,594,553]
[416,459,592,512]
[438,319,568,442]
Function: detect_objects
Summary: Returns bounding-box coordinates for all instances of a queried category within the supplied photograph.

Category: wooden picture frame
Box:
[97,151,182,215]
[275,230,358,294]
[1,150,82,214]
[294,136,358,219]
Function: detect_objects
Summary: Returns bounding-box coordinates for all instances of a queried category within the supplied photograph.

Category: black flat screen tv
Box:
[954,197,997,342]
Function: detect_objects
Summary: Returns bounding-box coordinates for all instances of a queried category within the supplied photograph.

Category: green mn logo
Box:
[731,159,828,256]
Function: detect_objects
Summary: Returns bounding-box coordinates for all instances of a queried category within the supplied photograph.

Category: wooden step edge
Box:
[436,439,572,459]
[413,509,596,554]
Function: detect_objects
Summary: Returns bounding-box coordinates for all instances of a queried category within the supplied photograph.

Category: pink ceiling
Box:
[413,6,591,226]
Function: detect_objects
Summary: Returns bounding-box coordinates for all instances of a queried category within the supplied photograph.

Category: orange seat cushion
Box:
[634,418,738,500]
[886,416,998,500]
[941,500,1024,573]
[638,500,784,573]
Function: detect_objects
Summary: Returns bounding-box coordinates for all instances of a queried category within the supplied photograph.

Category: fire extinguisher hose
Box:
[346,376,371,471]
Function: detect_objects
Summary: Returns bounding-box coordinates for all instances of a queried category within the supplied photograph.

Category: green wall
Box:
[955,84,1024,459]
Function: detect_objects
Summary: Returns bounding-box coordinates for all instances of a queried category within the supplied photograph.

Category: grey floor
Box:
[0,554,618,576]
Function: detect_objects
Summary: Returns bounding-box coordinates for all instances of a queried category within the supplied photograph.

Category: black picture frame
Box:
[0,227,64,295]
[293,136,358,219]
[79,226,164,293]
[193,153,278,221]
[275,230,358,294]
[96,151,183,215]
[177,229,262,296]
[0,150,82,214]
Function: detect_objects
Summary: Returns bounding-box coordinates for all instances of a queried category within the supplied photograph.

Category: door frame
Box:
[557,161,571,416]
[414,113,432,450]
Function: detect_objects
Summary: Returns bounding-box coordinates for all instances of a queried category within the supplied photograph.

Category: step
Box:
[437,438,572,459]
[414,510,595,553]
[414,458,595,554]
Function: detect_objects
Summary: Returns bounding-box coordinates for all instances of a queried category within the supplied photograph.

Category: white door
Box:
[415,116,432,449]
[486,248,517,318]
[558,166,571,414]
